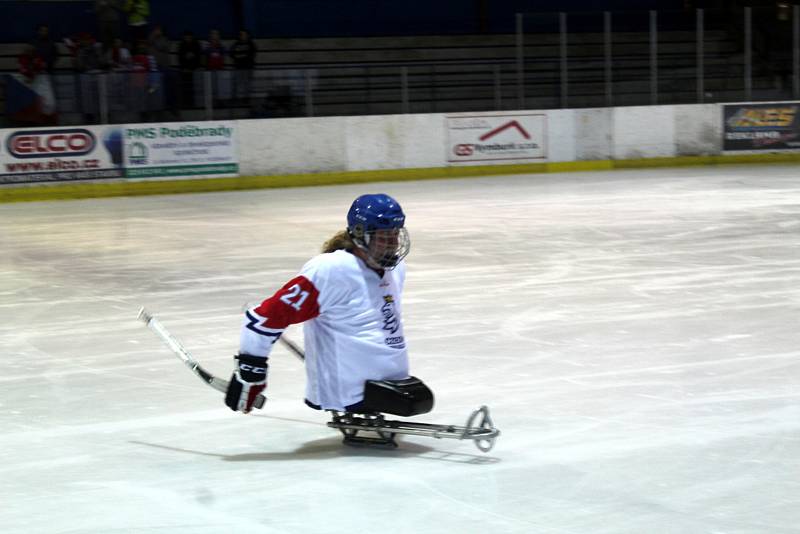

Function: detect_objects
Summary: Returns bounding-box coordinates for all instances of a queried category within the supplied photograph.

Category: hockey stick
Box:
[279,336,305,361]
[137,307,266,409]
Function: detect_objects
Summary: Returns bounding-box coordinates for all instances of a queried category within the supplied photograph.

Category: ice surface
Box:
[1,165,799,533]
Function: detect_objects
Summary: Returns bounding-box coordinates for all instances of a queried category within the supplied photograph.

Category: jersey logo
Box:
[381,295,399,334]
[381,295,405,349]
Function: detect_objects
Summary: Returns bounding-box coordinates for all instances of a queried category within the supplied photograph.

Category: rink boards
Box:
[1,101,799,202]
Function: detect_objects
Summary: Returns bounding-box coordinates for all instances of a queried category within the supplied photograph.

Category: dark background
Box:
[0,0,714,42]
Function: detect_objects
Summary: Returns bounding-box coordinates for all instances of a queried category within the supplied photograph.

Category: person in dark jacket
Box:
[177,30,202,107]
[230,29,257,104]
[32,24,59,73]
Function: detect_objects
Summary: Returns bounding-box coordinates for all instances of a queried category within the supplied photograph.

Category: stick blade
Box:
[137,307,153,324]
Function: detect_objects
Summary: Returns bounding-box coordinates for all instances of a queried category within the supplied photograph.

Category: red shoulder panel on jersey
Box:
[253,275,321,329]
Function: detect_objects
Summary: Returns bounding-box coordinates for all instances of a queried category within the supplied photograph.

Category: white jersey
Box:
[240,249,409,410]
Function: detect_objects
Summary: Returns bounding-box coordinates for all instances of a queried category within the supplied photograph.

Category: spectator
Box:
[74,33,104,72]
[178,31,202,71]
[203,29,226,70]
[95,0,123,49]
[18,45,45,82]
[147,25,171,69]
[203,29,229,106]
[12,44,57,125]
[753,1,793,91]
[177,30,202,107]
[66,32,103,123]
[769,1,793,92]
[124,0,150,43]
[132,39,158,73]
[147,25,177,116]
[105,37,132,71]
[230,29,257,104]
[31,24,59,73]
[131,39,160,118]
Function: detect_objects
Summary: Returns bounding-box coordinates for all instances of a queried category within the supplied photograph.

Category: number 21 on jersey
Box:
[279,283,310,311]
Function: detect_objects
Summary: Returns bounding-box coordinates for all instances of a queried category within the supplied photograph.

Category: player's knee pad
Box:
[362,376,434,416]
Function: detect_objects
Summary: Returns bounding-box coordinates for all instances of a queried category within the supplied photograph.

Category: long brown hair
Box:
[321,230,356,253]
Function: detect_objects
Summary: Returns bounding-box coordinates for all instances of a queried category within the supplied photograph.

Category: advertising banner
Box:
[123,122,238,178]
[0,125,125,185]
[446,114,547,163]
[723,103,800,151]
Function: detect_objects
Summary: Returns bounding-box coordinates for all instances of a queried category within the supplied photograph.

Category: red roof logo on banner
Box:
[479,120,530,141]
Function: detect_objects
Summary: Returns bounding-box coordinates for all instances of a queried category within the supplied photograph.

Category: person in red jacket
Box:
[18,45,45,81]
[203,29,226,70]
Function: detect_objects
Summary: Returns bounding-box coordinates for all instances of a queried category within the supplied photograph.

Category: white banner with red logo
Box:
[446,113,547,163]
[0,125,125,184]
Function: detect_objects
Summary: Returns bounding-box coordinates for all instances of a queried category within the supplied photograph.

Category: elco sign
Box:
[6,129,96,158]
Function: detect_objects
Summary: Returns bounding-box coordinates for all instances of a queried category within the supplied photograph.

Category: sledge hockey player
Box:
[138,192,498,450]
[224,193,434,423]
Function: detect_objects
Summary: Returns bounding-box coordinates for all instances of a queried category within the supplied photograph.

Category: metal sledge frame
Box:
[327,405,500,453]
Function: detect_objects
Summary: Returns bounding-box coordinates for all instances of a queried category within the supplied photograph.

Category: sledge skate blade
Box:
[327,406,499,453]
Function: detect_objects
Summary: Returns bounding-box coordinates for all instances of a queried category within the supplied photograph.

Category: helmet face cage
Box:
[347,194,410,270]
[351,226,410,270]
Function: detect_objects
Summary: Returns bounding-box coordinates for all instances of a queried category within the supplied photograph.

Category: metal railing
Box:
[515,7,800,109]
[5,62,523,125]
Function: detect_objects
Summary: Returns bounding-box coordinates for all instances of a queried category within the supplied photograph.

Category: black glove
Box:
[225,354,268,413]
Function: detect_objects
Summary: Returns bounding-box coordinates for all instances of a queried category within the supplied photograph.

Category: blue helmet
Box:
[346,194,410,269]
[347,193,405,233]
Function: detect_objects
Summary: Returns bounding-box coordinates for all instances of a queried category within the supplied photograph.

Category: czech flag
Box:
[5,73,57,125]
